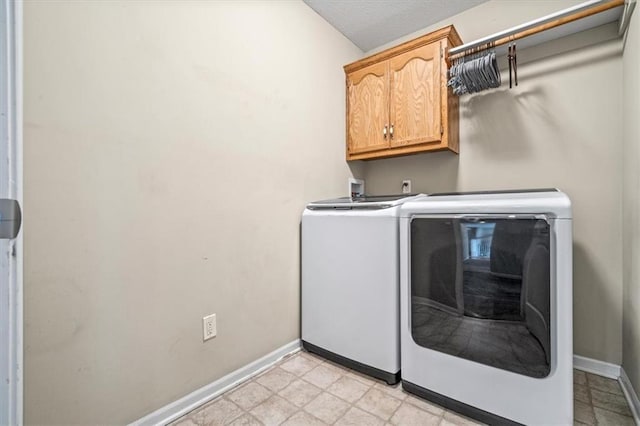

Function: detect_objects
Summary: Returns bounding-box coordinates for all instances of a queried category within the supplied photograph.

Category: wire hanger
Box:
[508,36,518,89]
[512,38,518,87]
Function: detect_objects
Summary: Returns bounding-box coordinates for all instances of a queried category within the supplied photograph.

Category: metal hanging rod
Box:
[619,0,637,34]
[447,0,631,61]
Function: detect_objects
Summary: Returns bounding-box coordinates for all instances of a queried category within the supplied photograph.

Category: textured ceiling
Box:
[303,0,489,52]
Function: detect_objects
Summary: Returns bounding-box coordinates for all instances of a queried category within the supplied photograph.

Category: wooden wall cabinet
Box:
[344,26,462,161]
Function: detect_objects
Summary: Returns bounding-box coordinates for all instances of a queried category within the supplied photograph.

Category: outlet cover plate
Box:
[203,314,216,341]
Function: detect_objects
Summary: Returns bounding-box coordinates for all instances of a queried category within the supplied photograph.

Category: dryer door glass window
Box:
[410,216,551,378]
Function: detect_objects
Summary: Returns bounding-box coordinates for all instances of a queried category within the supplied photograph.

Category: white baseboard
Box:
[620,368,640,425]
[130,339,301,426]
[573,355,621,379]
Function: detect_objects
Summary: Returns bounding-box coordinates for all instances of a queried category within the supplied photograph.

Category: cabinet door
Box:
[347,61,389,155]
[389,43,441,148]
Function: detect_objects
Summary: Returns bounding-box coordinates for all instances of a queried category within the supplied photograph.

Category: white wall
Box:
[23,1,361,424]
[362,1,625,364]
[623,1,640,395]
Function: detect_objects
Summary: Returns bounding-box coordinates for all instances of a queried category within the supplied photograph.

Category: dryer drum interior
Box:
[410,216,551,378]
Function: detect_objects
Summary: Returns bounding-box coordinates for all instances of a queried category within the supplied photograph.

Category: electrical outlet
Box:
[203,314,216,341]
[402,180,412,194]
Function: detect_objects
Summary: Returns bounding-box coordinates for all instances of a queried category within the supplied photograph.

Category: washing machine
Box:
[399,189,573,425]
[301,194,421,384]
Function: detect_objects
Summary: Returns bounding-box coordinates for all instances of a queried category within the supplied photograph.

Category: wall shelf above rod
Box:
[448,0,635,61]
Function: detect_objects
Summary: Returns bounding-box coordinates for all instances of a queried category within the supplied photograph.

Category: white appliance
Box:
[399,189,573,425]
[301,194,420,384]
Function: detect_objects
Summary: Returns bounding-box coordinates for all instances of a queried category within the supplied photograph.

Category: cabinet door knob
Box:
[390,124,394,139]
[383,125,388,139]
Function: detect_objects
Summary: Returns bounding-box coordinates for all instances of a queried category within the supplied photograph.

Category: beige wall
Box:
[23,1,361,424]
[623,1,640,395]
[362,1,625,364]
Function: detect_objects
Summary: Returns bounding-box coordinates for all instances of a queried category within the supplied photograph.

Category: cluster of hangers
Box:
[447,38,519,95]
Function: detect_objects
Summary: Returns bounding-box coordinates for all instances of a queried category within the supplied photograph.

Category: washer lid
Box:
[307,194,420,210]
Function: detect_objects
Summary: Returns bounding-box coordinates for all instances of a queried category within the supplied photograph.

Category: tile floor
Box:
[574,370,636,426]
[172,350,636,426]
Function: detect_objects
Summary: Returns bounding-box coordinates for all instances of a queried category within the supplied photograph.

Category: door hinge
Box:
[0,199,21,240]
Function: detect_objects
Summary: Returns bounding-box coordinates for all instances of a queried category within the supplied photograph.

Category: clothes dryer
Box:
[399,189,573,425]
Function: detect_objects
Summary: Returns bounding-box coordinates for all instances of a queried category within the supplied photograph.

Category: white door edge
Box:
[14,1,23,422]
[1,0,23,424]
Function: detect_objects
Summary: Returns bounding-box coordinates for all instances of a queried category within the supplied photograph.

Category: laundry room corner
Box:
[622,0,640,416]
[14,0,640,424]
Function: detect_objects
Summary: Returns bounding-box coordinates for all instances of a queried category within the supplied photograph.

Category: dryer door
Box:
[409,215,551,378]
